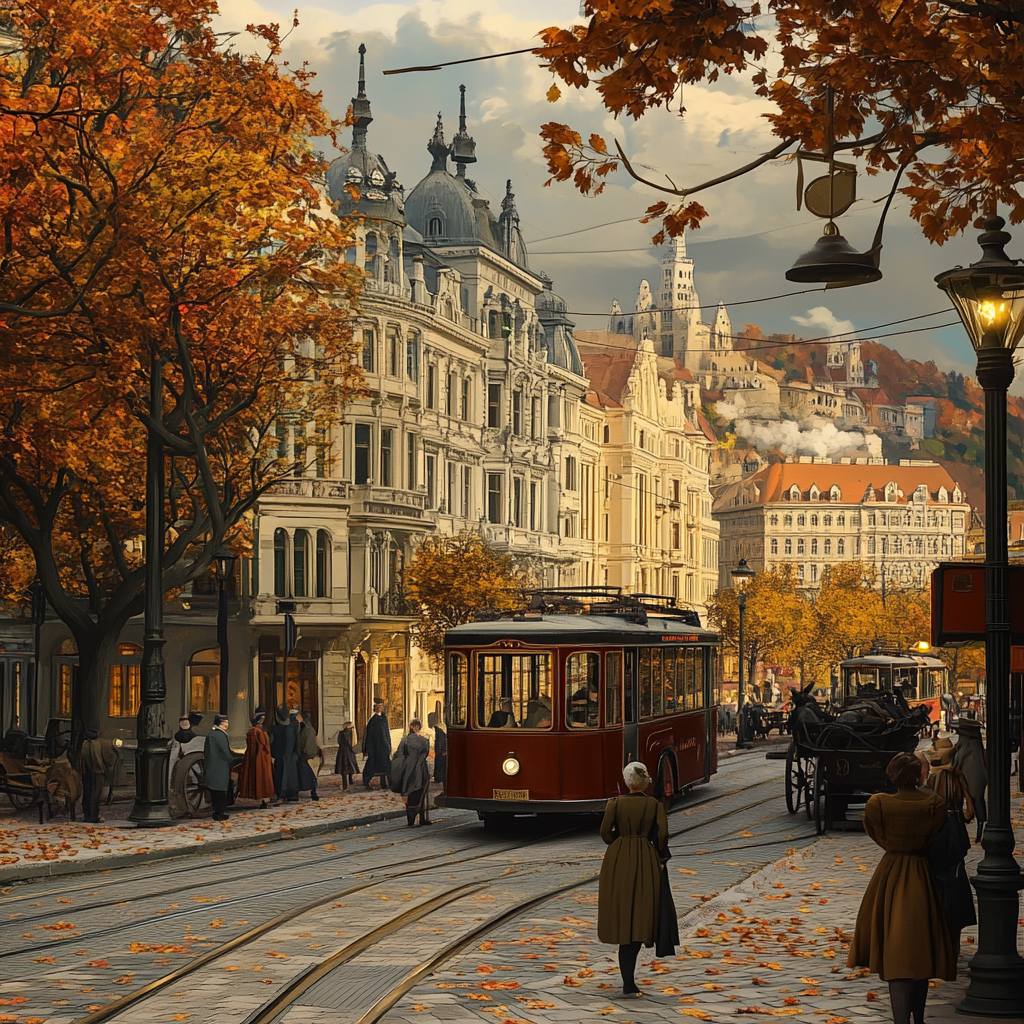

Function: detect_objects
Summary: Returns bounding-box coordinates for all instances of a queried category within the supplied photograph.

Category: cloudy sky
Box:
[219,0,1011,388]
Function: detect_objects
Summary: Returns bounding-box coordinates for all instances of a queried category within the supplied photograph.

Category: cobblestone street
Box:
[0,751,1018,1024]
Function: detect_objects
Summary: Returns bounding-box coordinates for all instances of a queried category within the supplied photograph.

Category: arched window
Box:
[770,514,778,526]
[824,515,832,527]
[837,538,845,556]
[810,538,818,555]
[784,515,792,528]
[838,513,845,527]
[785,539,792,554]
[274,528,287,596]
[771,538,778,555]
[797,538,805,554]
[188,648,221,714]
[810,514,819,527]
[316,530,331,599]
[293,529,309,598]
[824,538,831,555]
[797,514,806,527]
[428,217,443,237]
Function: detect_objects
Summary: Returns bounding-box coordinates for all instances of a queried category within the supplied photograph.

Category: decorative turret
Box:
[450,85,477,178]
[497,179,529,269]
[351,43,372,150]
[428,113,448,173]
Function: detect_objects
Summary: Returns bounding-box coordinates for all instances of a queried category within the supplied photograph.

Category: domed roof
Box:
[326,45,405,228]
[402,223,424,244]
[536,275,583,375]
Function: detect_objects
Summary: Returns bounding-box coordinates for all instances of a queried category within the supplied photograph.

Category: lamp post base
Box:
[127,742,173,827]
[958,873,1024,1017]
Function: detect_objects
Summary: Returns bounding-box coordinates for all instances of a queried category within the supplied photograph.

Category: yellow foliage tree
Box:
[881,586,932,651]
[707,564,808,694]
[404,533,528,662]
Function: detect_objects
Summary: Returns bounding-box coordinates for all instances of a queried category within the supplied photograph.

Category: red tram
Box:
[439,590,722,826]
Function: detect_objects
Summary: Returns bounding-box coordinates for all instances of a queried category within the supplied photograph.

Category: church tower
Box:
[657,233,700,364]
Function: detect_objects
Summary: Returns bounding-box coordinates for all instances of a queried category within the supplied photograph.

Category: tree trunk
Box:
[74,636,117,743]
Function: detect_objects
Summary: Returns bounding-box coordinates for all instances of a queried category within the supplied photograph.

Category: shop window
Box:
[566,652,600,728]
[188,648,221,714]
[377,656,406,728]
[108,642,142,718]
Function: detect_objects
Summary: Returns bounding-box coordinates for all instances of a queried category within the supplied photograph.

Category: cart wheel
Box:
[813,769,826,835]
[6,790,35,811]
[658,758,676,813]
[169,751,210,819]
[803,758,816,820]
[785,744,798,813]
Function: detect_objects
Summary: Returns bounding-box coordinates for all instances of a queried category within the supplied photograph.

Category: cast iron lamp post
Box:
[936,216,1024,1016]
[731,558,756,750]
[213,547,237,718]
[128,355,173,826]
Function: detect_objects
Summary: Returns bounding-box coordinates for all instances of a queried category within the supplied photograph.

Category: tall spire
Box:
[351,43,373,150]
[498,179,526,266]
[451,84,477,178]
[427,113,449,173]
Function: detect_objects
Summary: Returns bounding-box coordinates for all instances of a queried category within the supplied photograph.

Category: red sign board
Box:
[931,561,1024,645]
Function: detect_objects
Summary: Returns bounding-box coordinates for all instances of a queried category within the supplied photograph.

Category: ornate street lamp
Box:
[213,547,237,718]
[730,558,756,750]
[936,216,1024,1017]
[129,355,173,825]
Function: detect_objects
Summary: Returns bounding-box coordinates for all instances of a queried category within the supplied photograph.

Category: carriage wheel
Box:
[6,789,35,811]
[803,758,816,820]
[813,768,826,835]
[785,744,799,813]
[169,751,210,819]
[658,758,676,814]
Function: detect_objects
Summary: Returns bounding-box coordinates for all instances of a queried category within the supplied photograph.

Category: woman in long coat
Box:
[270,704,299,802]
[394,720,432,826]
[598,761,669,997]
[848,751,955,1024]
[334,722,359,790]
[238,709,274,808]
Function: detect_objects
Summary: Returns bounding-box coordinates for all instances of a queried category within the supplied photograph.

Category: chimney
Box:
[410,255,426,305]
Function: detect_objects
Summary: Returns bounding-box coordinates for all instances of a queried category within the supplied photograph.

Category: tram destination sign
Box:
[493,789,529,801]
[661,634,701,642]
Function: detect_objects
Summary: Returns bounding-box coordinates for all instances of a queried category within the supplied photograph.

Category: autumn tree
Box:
[405,533,529,662]
[803,562,884,686]
[880,586,933,651]
[707,564,808,693]
[937,642,986,695]
[0,1,362,732]
[538,2,1024,243]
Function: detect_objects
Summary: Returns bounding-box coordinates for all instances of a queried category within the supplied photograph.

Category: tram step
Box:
[764,751,789,760]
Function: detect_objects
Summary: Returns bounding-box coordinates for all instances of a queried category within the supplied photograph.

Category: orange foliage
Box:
[537,1,1024,243]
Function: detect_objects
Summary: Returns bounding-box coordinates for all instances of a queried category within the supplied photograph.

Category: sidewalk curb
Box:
[0,805,410,886]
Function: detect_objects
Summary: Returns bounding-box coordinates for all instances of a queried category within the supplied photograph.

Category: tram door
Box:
[622,648,638,765]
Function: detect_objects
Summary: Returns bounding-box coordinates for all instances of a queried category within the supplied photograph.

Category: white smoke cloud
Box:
[791,306,856,340]
[735,417,883,460]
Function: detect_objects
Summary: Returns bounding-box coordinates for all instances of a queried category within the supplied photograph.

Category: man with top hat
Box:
[238,707,274,808]
[169,711,203,783]
[203,714,233,822]
[953,716,987,842]
[362,700,392,790]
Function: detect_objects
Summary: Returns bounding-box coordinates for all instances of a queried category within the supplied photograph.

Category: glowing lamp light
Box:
[916,641,930,652]
[501,754,521,777]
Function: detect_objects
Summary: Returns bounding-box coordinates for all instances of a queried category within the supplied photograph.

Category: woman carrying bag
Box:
[597,761,674,997]
[392,720,432,826]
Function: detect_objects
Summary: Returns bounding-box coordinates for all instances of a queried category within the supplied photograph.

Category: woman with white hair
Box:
[597,761,669,997]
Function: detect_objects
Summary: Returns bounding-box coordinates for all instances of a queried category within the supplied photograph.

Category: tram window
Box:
[924,669,944,699]
[639,648,653,720]
[664,649,678,714]
[566,653,600,728]
[710,650,721,706]
[606,652,622,725]
[893,668,914,699]
[447,654,468,727]
[693,649,705,709]
[478,653,552,729]
[651,649,664,717]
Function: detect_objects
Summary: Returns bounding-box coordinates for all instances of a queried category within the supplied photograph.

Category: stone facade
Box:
[713,459,970,592]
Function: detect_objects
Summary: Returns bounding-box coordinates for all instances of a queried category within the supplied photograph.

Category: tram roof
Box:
[445,613,720,648]
[839,653,946,669]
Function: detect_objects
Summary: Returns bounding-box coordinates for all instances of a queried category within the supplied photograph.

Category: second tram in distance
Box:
[838,647,948,722]
[439,590,722,826]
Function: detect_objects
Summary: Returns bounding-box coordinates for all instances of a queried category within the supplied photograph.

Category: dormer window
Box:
[830,485,841,501]
[428,217,443,237]
[789,484,800,501]
[809,485,820,501]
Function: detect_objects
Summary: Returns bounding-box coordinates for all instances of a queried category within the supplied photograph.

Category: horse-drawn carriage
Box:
[784,689,930,833]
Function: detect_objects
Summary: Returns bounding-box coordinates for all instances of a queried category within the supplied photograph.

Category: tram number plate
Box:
[493,788,529,801]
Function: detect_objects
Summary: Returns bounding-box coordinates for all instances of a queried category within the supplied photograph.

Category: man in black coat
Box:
[362,701,392,790]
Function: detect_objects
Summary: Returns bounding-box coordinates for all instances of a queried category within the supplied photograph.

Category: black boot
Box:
[888,979,914,1024]
[618,942,642,996]
[910,978,928,1024]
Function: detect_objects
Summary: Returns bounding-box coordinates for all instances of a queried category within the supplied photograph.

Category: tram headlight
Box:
[501,754,521,777]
